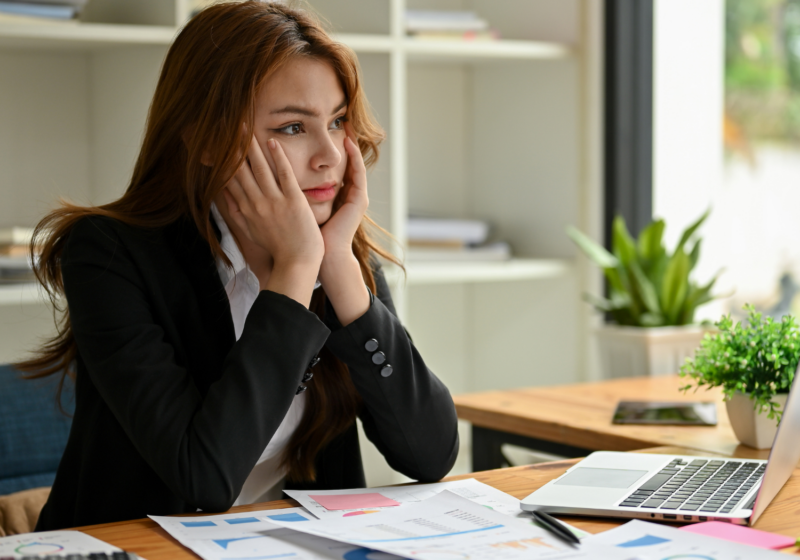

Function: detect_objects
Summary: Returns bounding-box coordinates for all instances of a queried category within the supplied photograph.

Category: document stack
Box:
[0,0,88,23]
[405,9,499,41]
[407,216,511,262]
[0,226,36,284]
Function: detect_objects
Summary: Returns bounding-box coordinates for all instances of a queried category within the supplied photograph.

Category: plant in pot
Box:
[568,211,718,377]
[680,305,798,449]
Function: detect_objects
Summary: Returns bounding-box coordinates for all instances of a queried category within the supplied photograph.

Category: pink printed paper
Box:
[309,492,401,511]
[680,521,796,550]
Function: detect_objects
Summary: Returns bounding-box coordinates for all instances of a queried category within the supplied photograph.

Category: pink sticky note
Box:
[680,521,796,550]
[309,492,401,511]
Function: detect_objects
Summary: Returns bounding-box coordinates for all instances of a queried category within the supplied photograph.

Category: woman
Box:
[19,1,458,530]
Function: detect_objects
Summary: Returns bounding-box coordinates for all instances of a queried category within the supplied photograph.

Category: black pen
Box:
[531,510,581,547]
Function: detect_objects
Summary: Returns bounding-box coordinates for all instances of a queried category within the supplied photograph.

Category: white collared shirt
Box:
[210,203,314,506]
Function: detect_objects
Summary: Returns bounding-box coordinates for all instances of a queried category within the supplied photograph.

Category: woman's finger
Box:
[231,159,265,211]
[344,124,367,190]
[246,135,282,199]
[268,139,303,199]
[222,188,251,237]
[225,174,250,212]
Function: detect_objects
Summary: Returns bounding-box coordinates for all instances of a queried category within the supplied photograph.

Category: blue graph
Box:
[267,512,308,522]
[342,548,395,560]
[214,536,264,549]
[618,534,671,548]
[225,517,260,525]
[181,520,216,527]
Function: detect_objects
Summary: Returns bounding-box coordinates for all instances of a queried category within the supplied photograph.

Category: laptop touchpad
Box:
[555,468,648,489]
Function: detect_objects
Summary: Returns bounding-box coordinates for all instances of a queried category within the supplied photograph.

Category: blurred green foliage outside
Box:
[726,0,800,145]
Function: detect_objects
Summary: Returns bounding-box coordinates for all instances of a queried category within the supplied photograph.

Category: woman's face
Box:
[253,57,348,225]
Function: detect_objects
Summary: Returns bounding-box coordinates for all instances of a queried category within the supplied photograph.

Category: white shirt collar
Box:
[210,202,248,288]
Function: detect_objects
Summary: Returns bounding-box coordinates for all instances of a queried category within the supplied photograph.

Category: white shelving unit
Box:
[0,0,603,483]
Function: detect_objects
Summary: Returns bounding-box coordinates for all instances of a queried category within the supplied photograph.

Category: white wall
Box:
[652,0,725,321]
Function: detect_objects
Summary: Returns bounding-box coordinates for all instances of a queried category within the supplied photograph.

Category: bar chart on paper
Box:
[585,520,790,559]
[269,491,631,560]
[151,508,407,560]
[284,478,525,519]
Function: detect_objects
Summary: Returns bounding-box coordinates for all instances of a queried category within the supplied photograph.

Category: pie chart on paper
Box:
[343,510,380,517]
[15,542,65,555]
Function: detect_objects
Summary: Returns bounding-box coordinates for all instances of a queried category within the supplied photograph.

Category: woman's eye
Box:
[331,116,346,130]
[278,123,303,136]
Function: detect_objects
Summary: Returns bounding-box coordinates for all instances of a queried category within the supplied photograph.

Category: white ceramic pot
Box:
[726,392,788,450]
[595,324,709,378]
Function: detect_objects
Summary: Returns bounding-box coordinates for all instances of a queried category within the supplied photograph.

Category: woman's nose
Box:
[311,132,343,170]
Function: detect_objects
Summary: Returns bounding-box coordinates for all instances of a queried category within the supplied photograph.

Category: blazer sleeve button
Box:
[302,371,314,383]
[380,364,393,377]
[295,385,308,395]
[365,339,379,352]
[308,355,321,368]
[371,351,386,365]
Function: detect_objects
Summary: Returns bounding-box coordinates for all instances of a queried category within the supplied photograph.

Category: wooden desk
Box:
[453,375,769,471]
[73,447,800,558]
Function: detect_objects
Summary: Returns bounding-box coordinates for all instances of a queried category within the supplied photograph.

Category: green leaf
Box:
[688,239,701,271]
[567,226,618,269]
[612,216,637,265]
[676,209,710,252]
[629,260,661,314]
[637,219,666,261]
[661,248,690,324]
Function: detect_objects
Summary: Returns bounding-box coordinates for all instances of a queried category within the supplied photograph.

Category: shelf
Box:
[0,22,177,50]
[0,283,49,306]
[403,38,571,62]
[390,258,572,286]
[0,23,570,61]
[333,33,393,53]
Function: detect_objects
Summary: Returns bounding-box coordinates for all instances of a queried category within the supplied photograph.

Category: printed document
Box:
[269,490,632,560]
[0,530,122,559]
[586,519,790,559]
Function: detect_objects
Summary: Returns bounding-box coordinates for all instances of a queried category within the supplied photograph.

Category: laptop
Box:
[520,366,800,525]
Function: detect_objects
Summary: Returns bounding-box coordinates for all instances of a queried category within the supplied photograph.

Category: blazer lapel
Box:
[164,217,236,391]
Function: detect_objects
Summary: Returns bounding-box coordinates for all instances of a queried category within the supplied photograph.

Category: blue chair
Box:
[0,365,73,496]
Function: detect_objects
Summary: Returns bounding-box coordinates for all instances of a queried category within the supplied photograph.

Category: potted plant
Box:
[568,211,718,377]
[680,305,798,449]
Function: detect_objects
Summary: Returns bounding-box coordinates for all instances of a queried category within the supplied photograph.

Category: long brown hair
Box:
[16,0,400,483]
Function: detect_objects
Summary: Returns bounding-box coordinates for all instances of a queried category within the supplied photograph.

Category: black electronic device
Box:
[612,401,717,426]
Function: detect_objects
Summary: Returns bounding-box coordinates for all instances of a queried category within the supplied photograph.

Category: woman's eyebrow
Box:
[270,99,347,117]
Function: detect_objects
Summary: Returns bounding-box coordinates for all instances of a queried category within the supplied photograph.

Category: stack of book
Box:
[0,226,36,284]
[405,10,499,41]
[0,0,88,24]
[407,217,511,262]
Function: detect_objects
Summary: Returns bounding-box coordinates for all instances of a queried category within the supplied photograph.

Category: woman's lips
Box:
[303,183,337,202]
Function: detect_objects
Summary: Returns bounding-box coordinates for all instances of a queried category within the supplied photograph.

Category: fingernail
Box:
[268,139,276,150]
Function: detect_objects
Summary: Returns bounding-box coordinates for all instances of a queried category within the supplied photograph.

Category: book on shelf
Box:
[407,216,490,245]
[407,241,511,263]
[405,10,498,41]
[0,2,81,21]
[405,10,489,33]
[0,255,35,284]
[408,30,500,42]
[0,226,34,246]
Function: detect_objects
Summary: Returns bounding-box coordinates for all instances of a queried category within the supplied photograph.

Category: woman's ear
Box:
[181,125,214,166]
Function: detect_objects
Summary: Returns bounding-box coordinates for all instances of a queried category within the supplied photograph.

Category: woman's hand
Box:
[223,135,323,306]
[319,123,369,260]
[318,124,371,325]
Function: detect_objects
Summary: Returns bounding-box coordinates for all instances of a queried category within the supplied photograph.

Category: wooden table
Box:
[453,375,768,471]
[73,446,800,558]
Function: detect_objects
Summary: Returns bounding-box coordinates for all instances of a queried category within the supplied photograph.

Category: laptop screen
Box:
[750,365,800,524]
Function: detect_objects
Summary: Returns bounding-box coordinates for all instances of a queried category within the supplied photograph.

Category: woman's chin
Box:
[312,205,334,226]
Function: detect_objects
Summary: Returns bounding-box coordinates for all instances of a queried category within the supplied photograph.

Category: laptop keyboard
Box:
[619,458,765,514]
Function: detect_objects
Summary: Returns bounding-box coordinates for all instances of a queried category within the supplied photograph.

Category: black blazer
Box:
[36,216,459,531]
